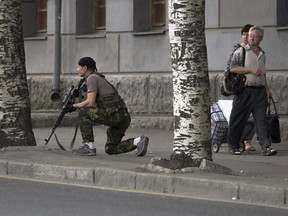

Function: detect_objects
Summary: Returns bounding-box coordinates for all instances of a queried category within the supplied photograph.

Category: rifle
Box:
[44,78,86,149]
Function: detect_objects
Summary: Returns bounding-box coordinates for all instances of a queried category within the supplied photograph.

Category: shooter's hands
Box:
[65,104,77,113]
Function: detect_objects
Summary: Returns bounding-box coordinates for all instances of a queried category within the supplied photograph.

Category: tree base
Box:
[139,153,238,176]
[149,152,202,171]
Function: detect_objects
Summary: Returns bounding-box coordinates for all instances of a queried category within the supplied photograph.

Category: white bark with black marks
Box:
[168,0,212,163]
[0,0,36,147]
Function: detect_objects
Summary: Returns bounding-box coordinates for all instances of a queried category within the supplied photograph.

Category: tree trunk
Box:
[168,0,212,168]
[0,0,36,147]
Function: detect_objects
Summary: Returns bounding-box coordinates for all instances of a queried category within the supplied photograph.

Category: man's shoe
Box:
[136,135,149,157]
[72,144,96,156]
[262,147,277,156]
[230,149,242,155]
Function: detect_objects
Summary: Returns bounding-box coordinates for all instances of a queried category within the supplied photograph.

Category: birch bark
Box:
[168,0,212,168]
[0,0,36,147]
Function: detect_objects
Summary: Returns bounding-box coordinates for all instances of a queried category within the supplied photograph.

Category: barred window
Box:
[93,0,106,31]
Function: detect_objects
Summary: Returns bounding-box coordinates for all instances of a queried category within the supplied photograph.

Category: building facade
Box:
[22,0,288,141]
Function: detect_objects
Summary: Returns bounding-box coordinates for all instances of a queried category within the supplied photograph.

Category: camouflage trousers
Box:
[78,107,136,155]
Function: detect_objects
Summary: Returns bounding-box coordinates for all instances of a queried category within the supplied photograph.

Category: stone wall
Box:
[29,72,288,142]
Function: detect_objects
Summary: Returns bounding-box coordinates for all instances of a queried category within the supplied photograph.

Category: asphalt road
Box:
[0,177,287,216]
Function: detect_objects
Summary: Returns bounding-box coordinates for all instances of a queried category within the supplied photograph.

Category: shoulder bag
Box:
[220,47,247,96]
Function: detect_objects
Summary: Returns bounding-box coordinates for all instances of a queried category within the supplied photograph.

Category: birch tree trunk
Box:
[168,0,212,168]
[0,0,36,147]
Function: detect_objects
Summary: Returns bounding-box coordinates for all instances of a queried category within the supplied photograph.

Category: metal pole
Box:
[51,0,62,101]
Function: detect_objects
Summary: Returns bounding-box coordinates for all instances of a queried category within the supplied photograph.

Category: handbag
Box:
[220,47,246,96]
[267,96,281,143]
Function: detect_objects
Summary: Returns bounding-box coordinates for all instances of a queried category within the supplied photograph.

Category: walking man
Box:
[227,26,277,156]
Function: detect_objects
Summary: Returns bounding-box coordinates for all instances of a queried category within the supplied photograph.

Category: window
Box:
[36,0,47,34]
[93,0,106,31]
[277,0,288,27]
[76,0,105,35]
[21,0,37,37]
[133,0,166,32]
[21,0,47,37]
[151,0,166,28]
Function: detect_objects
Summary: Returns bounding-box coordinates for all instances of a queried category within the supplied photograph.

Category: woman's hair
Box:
[241,24,254,34]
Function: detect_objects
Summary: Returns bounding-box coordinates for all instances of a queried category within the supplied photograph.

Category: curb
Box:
[0,160,286,208]
[31,111,174,131]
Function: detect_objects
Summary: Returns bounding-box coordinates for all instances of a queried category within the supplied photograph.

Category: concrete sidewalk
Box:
[0,126,287,208]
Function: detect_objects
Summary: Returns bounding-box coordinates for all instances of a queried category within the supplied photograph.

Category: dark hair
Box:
[241,24,254,34]
[78,57,97,71]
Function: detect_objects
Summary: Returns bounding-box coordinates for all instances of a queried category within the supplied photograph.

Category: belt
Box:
[245,85,264,89]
